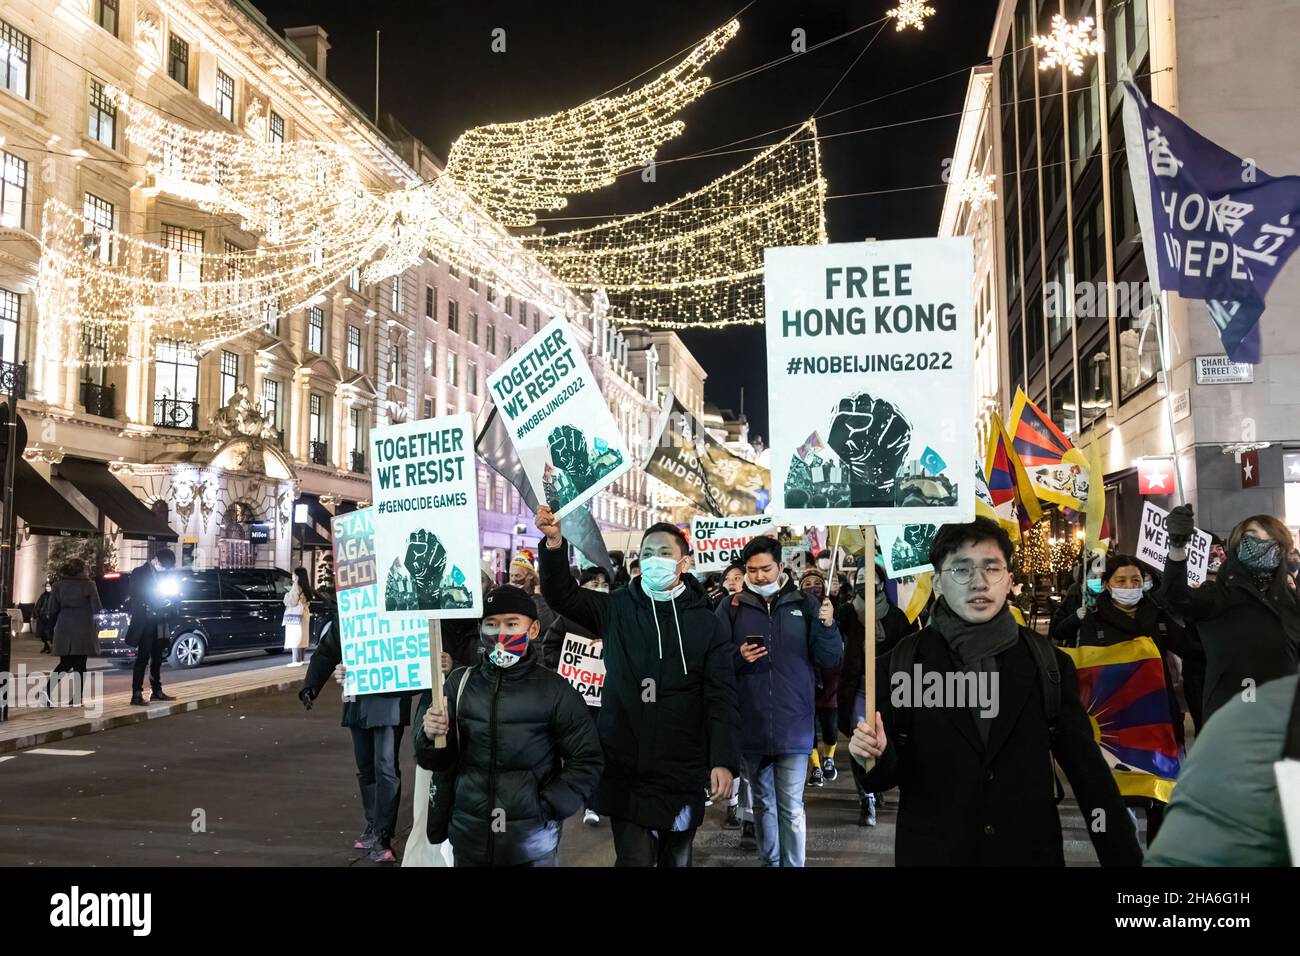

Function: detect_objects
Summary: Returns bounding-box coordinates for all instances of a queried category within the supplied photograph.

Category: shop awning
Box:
[55,456,179,542]
[14,459,97,537]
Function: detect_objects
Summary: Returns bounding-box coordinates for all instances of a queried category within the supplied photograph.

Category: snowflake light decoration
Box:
[886,1,937,32]
[958,174,998,211]
[1031,15,1105,76]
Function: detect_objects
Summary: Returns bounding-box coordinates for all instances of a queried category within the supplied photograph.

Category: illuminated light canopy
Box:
[521,121,827,329]
[886,1,937,32]
[958,174,998,211]
[443,20,739,227]
[1032,15,1104,76]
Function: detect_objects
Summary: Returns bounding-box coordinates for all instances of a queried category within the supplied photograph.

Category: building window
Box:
[88,79,116,148]
[1050,372,1078,439]
[446,352,459,387]
[214,69,235,121]
[486,283,497,305]
[467,360,478,396]
[81,324,107,386]
[347,266,360,291]
[0,20,30,99]
[448,261,459,279]
[1107,0,1151,111]
[347,325,362,371]
[262,378,282,433]
[534,312,541,333]
[155,340,199,403]
[486,324,495,355]
[504,334,513,356]
[94,0,119,36]
[83,193,114,263]
[262,298,279,335]
[308,307,325,353]
[268,110,284,143]
[163,224,203,284]
[447,299,459,334]
[350,407,364,460]
[424,340,434,374]
[389,344,406,387]
[425,285,435,319]
[168,33,189,88]
[468,312,478,346]
[0,151,27,230]
[423,397,433,418]
[1119,304,1160,400]
[309,393,327,443]
[220,349,239,405]
[391,278,403,314]
[1079,335,1111,429]
[0,288,18,364]
[504,294,513,316]
[468,274,479,293]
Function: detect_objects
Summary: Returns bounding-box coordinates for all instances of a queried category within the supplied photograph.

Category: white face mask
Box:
[1110,587,1143,607]
[750,578,782,598]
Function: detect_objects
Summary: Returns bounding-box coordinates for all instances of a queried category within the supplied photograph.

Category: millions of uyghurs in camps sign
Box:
[764,237,977,526]
[691,515,778,574]
[486,317,634,520]
[330,507,434,695]
[369,412,482,622]
[559,634,605,707]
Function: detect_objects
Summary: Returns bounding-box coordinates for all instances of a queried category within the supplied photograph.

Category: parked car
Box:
[95,567,325,669]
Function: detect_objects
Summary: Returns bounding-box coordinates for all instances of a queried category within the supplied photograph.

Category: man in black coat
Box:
[415,586,603,866]
[849,518,1142,866]
[299,597,414,864]
[536,506,741,867]
[126,549,178,706]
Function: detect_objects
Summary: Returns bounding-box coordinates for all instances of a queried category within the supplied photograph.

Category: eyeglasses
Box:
[940,564,1009,586]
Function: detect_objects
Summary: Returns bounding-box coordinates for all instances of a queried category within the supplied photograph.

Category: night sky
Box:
[251,0,1002,440]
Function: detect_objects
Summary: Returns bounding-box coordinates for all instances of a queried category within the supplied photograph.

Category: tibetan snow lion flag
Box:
[1008,388,1090,510]
[1061,636,1182,804]
[983,412,1041,540]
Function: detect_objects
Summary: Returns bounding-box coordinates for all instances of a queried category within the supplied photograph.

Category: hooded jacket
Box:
[413,645,603,866]
[1160,555,1300,721]
[716,577,843,755]
[539,537,742,831]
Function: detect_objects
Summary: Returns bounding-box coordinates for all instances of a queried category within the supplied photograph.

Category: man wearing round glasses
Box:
[847,517,1142,866]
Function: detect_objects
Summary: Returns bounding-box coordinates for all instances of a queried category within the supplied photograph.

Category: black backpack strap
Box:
[1284,678,1300,762]
[1022,631,1062,734]
[887,632,922,746]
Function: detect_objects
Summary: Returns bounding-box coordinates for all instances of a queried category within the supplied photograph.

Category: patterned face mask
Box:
[480,625,529,668]
[1237,535,1282,572]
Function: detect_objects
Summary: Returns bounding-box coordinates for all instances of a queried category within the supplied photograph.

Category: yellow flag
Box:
[904,572,933,623]
[1084,436,1108,553]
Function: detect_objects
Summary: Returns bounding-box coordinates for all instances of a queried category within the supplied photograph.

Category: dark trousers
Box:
[51,655,88,704]
[351,724,404,843]
[610,817,696,867]
[131,627,165,696]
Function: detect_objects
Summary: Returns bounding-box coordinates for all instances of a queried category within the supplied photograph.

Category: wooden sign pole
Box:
[862,525,877,770]
[428,618,448,749]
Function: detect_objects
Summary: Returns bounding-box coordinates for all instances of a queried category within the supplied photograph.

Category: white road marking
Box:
[24,748,95,757]
[0,755,15,763]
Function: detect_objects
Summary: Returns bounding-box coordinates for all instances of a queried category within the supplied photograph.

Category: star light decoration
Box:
[1031,15,1105,76]
[886,1,937,31]
[957,174,998,211]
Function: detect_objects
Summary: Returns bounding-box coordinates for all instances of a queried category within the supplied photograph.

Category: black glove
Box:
[298,686,315,711]
[1166,504,1195,549]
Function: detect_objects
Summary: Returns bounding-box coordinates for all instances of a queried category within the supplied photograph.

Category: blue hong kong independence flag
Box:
[1122,81,1300,363]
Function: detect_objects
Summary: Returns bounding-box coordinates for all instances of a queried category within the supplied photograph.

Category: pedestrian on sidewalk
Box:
[126,548,178,706]
[34,579,56,654]
[283,567,312,667]
[718,536,843,867]
[415,585,603,867]
[48,558,101,707]
[299,594,413,864]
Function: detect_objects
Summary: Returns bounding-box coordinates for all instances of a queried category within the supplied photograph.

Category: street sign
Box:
[1195,355,1254,385]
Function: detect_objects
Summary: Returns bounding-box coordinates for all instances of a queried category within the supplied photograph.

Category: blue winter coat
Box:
[716,580,843,755]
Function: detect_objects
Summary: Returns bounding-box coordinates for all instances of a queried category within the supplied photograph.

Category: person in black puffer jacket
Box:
[413,586,603,867]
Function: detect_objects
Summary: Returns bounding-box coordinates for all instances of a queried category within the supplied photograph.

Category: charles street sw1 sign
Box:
[1194,355,1254,385]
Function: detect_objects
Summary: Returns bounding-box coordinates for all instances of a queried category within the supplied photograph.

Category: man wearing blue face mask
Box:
[535,505,742,867]
[413,585,603,867]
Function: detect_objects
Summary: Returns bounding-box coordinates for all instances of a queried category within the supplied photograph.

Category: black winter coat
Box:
[836,601,918,737]
[300,602,413,729]
[539,537,742,830]
[1160,556,1300,721]
[860,626,1143,867]
[413,647,603,866]
[541,614,599,670]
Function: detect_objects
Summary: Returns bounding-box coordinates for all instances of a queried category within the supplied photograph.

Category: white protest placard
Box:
[331,508,434,695]
[878,524,938,579]
[558,634,605,707]
[1275,760,1300,867]
[370,413,482,621]
[765,238,976,525]
[691,515,778,575]
[486,318,633,520]
[1136,501,1211,585]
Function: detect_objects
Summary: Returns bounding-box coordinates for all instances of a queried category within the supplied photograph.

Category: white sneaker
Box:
[583,809,600,826]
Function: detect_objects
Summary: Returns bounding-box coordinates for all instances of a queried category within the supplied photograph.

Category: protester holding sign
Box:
[848,518,1141,866]
[717,536,842,867]
[535,504,741,867]
[1160,506,1300,722]
[413,586,603,867]
[799,568,843,789]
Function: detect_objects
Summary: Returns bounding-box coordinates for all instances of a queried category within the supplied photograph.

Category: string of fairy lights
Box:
[32,4,1110,368]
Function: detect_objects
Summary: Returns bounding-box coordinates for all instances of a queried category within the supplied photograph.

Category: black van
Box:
[95,567,324,669]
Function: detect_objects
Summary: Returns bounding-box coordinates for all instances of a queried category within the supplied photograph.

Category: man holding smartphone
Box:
[716,536,843,867]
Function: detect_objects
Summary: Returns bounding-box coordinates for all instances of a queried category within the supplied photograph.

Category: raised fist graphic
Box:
[404,529,448,606]
[826,392,912,506]
[549,425,593,485]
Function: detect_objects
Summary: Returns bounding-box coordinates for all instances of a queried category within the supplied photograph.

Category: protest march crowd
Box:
[292,491,1300,868]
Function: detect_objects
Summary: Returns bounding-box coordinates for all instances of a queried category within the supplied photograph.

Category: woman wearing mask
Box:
[834,563,918,825]
[283,567,313,666]
[1071,555,1191,846]
[1162,507,1300,723]
[800,569,843,788]
[48,558,102,706]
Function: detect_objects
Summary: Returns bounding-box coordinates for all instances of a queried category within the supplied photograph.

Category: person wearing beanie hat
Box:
[414,585,603,867]
[508,552,557,644]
